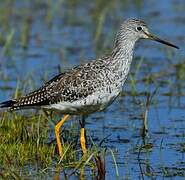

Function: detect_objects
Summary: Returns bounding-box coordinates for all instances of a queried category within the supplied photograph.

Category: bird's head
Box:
[117,19,179,49]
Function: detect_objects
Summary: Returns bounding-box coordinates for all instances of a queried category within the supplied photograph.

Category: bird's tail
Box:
[0,100,17,110]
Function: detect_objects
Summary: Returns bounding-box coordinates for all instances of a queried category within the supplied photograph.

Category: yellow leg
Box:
[55,115,69,157]
[80,127,87,154]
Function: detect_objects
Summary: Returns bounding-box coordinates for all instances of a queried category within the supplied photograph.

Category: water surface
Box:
[0,0,184,179]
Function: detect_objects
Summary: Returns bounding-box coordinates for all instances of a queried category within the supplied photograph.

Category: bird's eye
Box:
[136,26,142,31]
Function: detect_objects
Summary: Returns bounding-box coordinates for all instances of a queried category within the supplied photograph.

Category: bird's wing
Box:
[1,71,68,110]
[0,57,108,111]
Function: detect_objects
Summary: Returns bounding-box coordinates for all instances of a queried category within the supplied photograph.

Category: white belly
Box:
[43,89,120,115]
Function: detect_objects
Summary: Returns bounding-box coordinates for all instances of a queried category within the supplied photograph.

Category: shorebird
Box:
[0,19,179,157]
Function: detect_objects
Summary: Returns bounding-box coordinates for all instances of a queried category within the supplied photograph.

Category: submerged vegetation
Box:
[0,0,184,179]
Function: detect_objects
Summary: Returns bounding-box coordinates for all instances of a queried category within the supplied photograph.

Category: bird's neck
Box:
[109,39,135,85]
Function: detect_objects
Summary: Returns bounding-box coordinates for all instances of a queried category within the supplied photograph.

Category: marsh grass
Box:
[0,112,53,175]
[0,110,107,179]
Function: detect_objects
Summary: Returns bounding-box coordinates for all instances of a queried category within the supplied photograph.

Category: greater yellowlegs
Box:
[0,19,179,156]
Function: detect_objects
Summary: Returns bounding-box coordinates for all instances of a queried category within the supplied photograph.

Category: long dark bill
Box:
[144,32,179,49]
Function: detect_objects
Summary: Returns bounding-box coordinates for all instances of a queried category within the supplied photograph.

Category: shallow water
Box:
[0,0,185,179]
